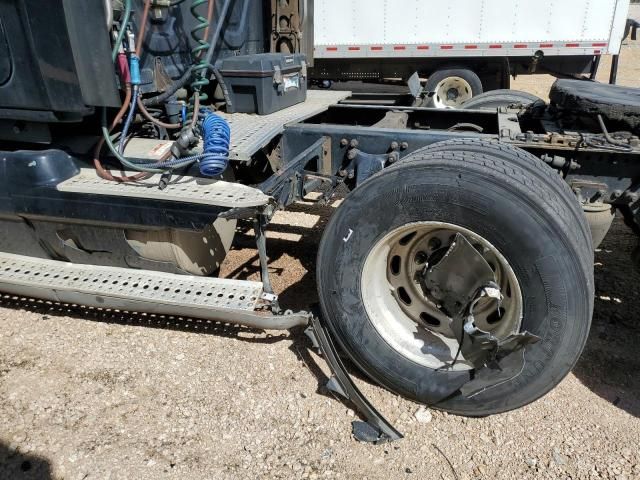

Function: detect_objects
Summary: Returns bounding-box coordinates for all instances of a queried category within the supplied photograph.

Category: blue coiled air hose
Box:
[197,110,230,176]
[121,110,230,176]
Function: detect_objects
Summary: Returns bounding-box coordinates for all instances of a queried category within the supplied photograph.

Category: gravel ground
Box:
[2,34,640,480]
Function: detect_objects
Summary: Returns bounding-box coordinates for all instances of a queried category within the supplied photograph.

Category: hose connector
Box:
[129,54,141,85]
[116,52,131,84]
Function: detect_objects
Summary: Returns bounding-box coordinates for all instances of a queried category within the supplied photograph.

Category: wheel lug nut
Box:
[415,252,428,264]
[428,238,442,251]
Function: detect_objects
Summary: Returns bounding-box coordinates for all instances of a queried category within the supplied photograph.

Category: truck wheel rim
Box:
[361,222,523,370]
[433,77,473,109]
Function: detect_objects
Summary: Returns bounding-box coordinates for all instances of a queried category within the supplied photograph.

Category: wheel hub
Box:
[446,87,460,102]
[361,222,523,370]
[434,77,473,108]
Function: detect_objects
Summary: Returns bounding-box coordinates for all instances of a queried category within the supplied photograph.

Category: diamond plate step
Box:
[219,90,351,162]
[57,169,270,208]
[0,252,263,317]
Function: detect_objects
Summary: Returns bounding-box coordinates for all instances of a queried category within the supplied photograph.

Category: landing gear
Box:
[317,140,594,415]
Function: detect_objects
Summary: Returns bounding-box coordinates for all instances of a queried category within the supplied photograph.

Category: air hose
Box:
[105,109,230,176]
[136,110,230,175]
[202,0,232,67]
[119,53,141,153]
[197,110,230,176]
[101,110,165,174]
[103,0,231,177]
[111,0,132,61]
[143,0,230,108]
[187,0,213,123]
[119,85,139,152]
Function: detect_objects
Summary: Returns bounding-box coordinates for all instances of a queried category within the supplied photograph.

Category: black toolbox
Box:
[215,53,307,115]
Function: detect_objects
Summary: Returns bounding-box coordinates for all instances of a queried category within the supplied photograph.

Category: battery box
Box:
[215,53,307,115]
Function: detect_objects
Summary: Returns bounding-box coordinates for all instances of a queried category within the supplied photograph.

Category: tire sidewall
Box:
[317,158,592,415]
[462,89,542,110]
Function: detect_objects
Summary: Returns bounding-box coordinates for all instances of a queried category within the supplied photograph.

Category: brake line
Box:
[111,0,132,61]
[134,0,183,130]
[93,85,148,182]
[99,0,228,179]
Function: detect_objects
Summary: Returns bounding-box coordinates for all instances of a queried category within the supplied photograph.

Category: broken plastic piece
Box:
[422,233,497,319]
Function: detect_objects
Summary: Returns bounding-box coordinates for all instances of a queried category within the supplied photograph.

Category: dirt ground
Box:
[3,29,640,480]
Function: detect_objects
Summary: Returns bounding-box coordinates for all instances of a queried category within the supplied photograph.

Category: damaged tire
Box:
[550,79,640,133]
[317,141,594,416]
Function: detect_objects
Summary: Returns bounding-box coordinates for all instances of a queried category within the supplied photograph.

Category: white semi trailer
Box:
[310,0,632,107]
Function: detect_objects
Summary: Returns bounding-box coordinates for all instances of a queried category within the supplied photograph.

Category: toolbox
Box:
[215,53,307,115]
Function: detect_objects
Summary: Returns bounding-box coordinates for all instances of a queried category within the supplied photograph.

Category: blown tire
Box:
[317,141,594,416]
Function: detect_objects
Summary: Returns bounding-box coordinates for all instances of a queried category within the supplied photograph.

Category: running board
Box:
[0,253,308,330]
[57,169,271,209]
[0,252,400,441]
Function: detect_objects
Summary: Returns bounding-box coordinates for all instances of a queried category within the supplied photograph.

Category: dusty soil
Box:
[2,29,640,480]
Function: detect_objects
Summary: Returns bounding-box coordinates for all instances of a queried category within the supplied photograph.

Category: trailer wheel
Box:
[317,142,594,416]
[462,89,543,110]
[426,69,483,109]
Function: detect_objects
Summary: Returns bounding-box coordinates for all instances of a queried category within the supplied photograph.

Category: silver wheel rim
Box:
[361,222,523,371]
[433,76,473,109]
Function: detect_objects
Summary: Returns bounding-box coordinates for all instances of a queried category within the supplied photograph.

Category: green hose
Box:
[188,0,211,121]
[101,109,166,173]
[104,0,209,173]
[111,0,132,61]
[102,110,198,173]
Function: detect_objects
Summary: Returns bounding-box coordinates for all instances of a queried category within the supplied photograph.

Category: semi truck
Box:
[1,0,640,442]
[308,0,632,107]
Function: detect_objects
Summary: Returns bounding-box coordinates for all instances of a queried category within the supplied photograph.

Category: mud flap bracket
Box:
[305,315,403,444]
